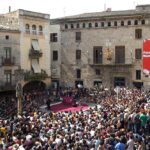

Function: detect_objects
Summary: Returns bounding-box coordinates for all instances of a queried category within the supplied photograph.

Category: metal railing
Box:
[1,56,15,66]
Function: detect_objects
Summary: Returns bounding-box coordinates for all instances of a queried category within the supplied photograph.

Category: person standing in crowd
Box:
[126,135,134,150]
[140,111,148,133]
[115,136,126,150]
[46,98,51,110]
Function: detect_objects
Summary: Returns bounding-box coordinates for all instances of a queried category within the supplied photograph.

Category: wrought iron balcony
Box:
[1,57,15,66]
[25,29,30,34]
[29,49,43,59]
[90,58,134,66]
[24,70,48,81]
[0,82,15,91]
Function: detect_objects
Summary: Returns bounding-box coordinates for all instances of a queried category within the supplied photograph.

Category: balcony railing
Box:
[32,30,37,35]
[38,31,43,35]
[29,49,43,59]
[25,29,30,34]
[90,58,134,66]
[24,70,48,81]
[0,82,16,91]
[1,57,15,66]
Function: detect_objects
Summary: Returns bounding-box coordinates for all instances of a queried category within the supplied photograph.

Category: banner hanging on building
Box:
[143,39,150,77]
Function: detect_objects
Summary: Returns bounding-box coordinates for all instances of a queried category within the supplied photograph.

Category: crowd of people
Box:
[0,86,150,150]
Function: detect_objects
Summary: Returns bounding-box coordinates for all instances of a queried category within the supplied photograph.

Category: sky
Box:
[0,0,150,18]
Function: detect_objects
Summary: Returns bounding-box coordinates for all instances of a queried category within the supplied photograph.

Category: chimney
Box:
[9,6,11,12]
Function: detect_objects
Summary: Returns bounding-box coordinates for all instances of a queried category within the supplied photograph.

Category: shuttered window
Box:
[93,46,103,64]
[115,46,125,64]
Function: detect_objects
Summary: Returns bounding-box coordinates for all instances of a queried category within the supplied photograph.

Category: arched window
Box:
[101,22,104,27]
[25,24,30,33]
[65,24,68,29]
[114,21,117,26]
[95,22,98,27]
[134,20,138,25]
[82,23,86,28]
[121,21,124,26]
[32,25,36,34]
[71,24,74,29]
[88,23,92,28]
[141,20,145,25]
[39,25,43,35]
[108,22,111,27]
[76,23,80,28]
[127,20,131,25]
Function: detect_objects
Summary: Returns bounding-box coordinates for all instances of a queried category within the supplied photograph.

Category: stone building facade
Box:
[1,5,150,92]
[0,15,20,91]
[51,5,150,89]
[0,9,51,92]
[50,24,61,89]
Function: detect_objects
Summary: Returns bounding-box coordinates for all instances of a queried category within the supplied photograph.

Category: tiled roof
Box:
[51,7,150,23]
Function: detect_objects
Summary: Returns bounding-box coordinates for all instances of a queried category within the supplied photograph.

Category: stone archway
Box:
[23,80,46,92]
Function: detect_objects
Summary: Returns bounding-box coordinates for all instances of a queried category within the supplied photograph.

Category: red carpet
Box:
[50,103,89,112]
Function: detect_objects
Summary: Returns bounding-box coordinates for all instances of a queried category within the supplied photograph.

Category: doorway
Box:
[114,77,125,87]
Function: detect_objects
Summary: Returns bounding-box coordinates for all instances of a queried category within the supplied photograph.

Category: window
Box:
[76,32,81,41]
[32,25,36,34]
[135,29,142,39]
[134,20,138,25]
[88,23,92,28]
[53,51,58,61]
[76,50,81,60]
[108,22,111,27]
[82,23,86,28]
[93,46,103,64]
[76,69,81,78]
[101,22,104,27]
[114,77,125,87]
[136,70,141,80]
[65,24,68,29]
[26,24,30,29]
[4,70,11,84]
[39,25,43,35]
[95,69,101,75]
[76,23,80,28]
[5,35,9,40]
[121,21,124,26]
[114,21,117,26]
[25,24,30,33]
[4,47,11,58]
[115,46,125,64]
[71,24,74,29]
[50,33,58,42]
[141,20,145,25]
[95,22,98,27]
[135,49,142,59]
[127,20,131,25]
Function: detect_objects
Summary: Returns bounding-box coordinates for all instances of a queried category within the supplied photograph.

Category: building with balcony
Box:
[51,4,150,89]
[50,24,61,89]
[0,15,20,92]
[0,9,51,92]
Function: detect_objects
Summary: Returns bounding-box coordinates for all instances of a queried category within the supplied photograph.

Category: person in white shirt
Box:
[127,135,134,150]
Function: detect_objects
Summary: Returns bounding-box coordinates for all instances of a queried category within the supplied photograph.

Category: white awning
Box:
[31,59,41,73]
[31,40,40,51]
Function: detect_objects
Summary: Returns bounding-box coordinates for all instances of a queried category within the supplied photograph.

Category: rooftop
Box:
[51,4,150,23]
